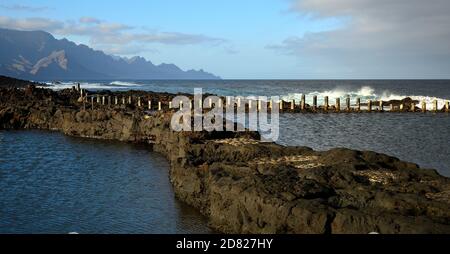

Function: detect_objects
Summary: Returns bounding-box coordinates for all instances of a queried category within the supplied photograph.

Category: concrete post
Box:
[410,102,415,112]
[313,96,317,111]
[390,104,394,112]
[269,100,272,109]
[91,96,94,110]
[368,100,372,112]
[96,95,100,103]
[169,101,172,108]
[158,101,162,111]
[433,100,438,112]
[324,96,329,111]
[346,96,350,111]
[445,101,449,112]
[290,100,295,110]
[279,100,283,111]
[102,96,105,105]
[148,100,152,110]
[335,98,340,112]
[301,94,306,110]
[422,100,426,112]
[114,96,118,105]
[257,99,261,111]
[379,100,383,112]
[400,104,404,111]
[356,98,361,111]
[76,83,81,92]
[237,98,241,108]
[122,97,125,105]
[108,96,111,107]
[138,97,141,107]
[128,96,132,105]
[248,99,252,109]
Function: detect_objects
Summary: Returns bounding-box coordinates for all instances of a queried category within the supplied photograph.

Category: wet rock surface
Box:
[1,82,450,234]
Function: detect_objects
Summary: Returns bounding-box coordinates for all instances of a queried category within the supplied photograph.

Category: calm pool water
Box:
[0,130,212,234]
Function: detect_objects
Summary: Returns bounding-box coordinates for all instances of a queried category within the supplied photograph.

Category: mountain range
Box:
[0,28,220,80]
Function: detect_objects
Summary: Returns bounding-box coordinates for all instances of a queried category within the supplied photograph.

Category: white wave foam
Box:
[280,86,449,109]
[379,90,448,109]
[109,81,141,87]
[40,81,143,90]
[41,82,117,90]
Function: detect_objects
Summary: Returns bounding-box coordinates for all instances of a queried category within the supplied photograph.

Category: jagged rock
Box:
[1,84,449,234]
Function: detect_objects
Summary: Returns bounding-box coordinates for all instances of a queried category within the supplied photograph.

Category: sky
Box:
[1,0,450,79]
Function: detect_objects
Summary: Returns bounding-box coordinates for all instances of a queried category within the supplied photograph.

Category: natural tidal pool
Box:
[0,130,212,234]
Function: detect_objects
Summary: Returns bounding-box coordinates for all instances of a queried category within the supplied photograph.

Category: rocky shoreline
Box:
[1,80,450,233]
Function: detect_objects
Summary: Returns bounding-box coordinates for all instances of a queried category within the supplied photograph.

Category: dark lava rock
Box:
[1,85,449,234]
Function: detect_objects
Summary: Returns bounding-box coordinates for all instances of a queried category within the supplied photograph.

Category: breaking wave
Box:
[42,81,142,90]
[109,81,142,87]
[42,81,112,90]
[281,86,448,108]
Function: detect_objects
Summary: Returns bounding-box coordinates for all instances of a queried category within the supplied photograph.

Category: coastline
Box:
[1,80,450,233]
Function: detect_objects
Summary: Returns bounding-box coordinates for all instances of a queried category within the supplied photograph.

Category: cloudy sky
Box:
[1,0,449,79]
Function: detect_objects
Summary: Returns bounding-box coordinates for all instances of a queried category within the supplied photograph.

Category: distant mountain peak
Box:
[126,56,147,64]
[0,28,220,80]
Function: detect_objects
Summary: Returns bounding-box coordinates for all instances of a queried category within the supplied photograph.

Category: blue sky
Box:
[1,0,450,79]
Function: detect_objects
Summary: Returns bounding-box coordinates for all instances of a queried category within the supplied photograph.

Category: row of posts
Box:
[83,94,450,113]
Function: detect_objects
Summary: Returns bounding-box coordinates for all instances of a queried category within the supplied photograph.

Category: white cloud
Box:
[56,21,134,38]
[0,16,63,31]
[79,17,102,24]
[0,16,227,56]
[269,0,450,78]
[87,31,225,45]
[0,4,48,12]
[100,45,159,56]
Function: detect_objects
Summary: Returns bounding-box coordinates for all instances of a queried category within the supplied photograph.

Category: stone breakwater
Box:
[1,85,450,234]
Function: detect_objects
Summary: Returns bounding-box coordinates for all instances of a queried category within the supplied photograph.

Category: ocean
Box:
[1,79,449,233]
